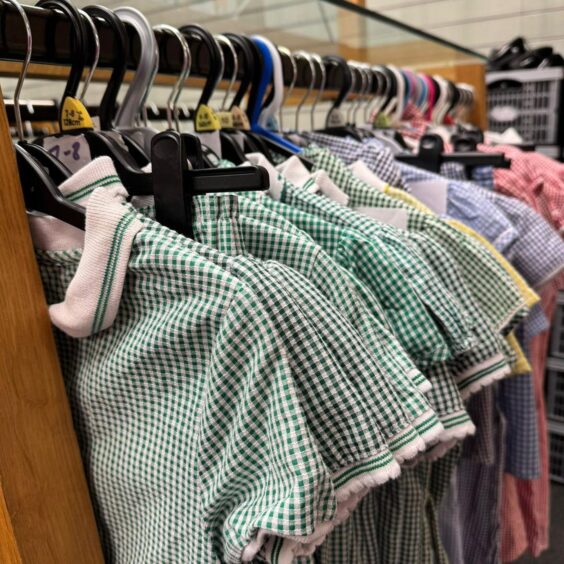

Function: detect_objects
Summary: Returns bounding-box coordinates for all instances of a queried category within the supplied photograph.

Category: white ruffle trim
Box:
[389,428,427,464]
[424,419,477,461]
[458,364,511,401]
[412,411,445,447]
[417,379,433,394]
[241,455,401,563]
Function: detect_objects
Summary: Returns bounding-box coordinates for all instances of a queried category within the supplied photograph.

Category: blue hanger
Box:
[416,74,428,110]
[249,36,303,153]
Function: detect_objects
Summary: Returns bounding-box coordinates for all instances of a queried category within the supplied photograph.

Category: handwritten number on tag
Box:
[71,141,81,160]
[47,141,80,161]
[43,134,91,173]
[48,144,60,158]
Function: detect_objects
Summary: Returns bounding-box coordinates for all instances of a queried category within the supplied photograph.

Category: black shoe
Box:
[508,47,554,69]
[488,37,527,71]
[538,53,564,68]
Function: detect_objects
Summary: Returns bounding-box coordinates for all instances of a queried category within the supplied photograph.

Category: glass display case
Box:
[0,0,488,128]
[71,0,486,69]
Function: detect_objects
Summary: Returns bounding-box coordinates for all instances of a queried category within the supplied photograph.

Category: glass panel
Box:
[70,0,485,68]
[4,0,485,120]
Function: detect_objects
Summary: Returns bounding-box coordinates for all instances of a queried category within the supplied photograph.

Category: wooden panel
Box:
[0,90,104,563]
[337,0,367,61]
[0,488,22,564]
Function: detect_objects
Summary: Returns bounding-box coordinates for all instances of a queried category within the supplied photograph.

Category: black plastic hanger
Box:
[367,65,409,149]
[7,0,85,227]
[224,33,253,111]
[152,130,270,238]
[32,0,154,192]
[219,131,248,164]
[216,33,260,162]
[16,145,85,229]
[376,66,397,119]
[318,55,363,141]
[36,0,85,102]
[21,141,72,184]
[21,0,92,181]
[396,133,511,173]
[82,6,149,165]
[179,24,221,110]
[444,80,459,119]
[214,35,248,164]
[222,34,280,161]
[83,5,126,130]
[176,23,227,165]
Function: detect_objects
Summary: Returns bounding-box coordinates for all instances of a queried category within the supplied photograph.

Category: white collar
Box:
[31,157,144,337]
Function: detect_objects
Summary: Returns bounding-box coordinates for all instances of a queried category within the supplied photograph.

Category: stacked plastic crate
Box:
[487,68,564,161]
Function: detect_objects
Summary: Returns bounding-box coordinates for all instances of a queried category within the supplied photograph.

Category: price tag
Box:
[196,130,222,159]
[217,111,234,129]
[195,104,221,132]
[231,106,250,130]
[42,133,92,173]
[60,96,94,132]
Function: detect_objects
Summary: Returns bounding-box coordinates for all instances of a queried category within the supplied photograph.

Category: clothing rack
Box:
[0,4,493,562]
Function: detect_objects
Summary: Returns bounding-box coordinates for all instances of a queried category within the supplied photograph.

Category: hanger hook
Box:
[346,61,357,125]
[346,62,359,124]
[309,53,326,131]
[293,50,316,131]
[369,65,389,120]
[359,63,372,124]
[142,41,160,127]
[363,64,376,123]
[356,63,371,125]
[215,34,238,111]
[349,61,365,125]
[153,24,191,130]
[3,0,32,141]
[354,62,369,124]
[213,35,226,109]
[179,24,223,113]
[78,9,100,102]
[37,0,87,108]
[278,46,296,131]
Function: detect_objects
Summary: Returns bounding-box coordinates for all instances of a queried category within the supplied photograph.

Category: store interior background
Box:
[367,0,564,57]
[2,1,562,562]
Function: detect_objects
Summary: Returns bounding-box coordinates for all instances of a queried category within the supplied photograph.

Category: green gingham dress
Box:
[33,183,343,563]
[301,146,529,335]
[292,149,527,391]
[234,159,476,442]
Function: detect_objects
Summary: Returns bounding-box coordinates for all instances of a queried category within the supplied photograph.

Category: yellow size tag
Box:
[60,96,94,131]
[195,104,221,132]
[373,112,391,128]
[231,106,251,130]
[217,110,234,129]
